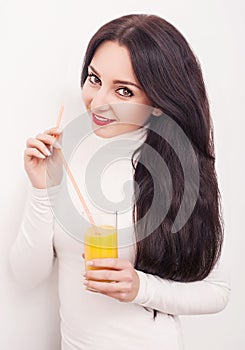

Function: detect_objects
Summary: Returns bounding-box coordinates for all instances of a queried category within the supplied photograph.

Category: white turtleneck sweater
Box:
[9,125,230,350]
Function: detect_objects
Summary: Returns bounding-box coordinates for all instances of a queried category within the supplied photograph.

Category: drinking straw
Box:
[55,105,96,226]
[56,104,64,129]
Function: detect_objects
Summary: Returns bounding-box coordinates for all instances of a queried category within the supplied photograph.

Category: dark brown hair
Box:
[80,14,224,319]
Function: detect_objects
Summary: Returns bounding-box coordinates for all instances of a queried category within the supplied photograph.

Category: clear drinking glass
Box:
[84,211,118,272]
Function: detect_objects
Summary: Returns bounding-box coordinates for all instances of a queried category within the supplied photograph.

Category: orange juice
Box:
[84,225,118,271]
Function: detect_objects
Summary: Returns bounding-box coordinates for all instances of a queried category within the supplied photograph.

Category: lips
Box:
[92,113,116,126]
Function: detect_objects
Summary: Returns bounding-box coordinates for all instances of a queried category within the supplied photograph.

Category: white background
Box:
[1,0,244,349]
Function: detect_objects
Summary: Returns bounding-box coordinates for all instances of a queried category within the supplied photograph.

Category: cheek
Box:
[114,103,152,124]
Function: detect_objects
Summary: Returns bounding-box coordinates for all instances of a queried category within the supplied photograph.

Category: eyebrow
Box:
[88,65,142,90]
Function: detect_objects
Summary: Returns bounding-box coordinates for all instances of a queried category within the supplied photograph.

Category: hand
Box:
[83,257,140,302]
[24,127,63,189]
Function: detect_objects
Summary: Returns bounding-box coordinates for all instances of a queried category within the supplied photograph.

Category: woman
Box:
[10,14,230,350]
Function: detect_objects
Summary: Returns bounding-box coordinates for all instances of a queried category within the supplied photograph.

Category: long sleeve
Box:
[9,185,60,289]
[131,259,231,316]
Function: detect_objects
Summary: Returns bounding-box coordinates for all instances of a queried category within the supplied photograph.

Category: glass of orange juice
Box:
[84,211,118,272]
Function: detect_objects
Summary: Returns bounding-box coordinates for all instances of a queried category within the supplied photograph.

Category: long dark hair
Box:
[80,14,224,319]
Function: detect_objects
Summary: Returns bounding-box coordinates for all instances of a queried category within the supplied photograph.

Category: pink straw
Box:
[55,105,96,226]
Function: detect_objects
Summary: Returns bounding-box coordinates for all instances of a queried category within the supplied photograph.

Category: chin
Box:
[92,122,121,138]
[93,123,138,138]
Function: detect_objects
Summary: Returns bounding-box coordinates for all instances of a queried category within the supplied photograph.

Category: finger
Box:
[86,258,132,270]
[84,279,120,293]
[36,133,57,146]
[25,147,47,159]
[85,287,99,293]
[36,135,62,151]
[26,138,51,157]
[52,140,62,149]
[85,269,123,282]
[44,126,63,136]
[83,277,132,302]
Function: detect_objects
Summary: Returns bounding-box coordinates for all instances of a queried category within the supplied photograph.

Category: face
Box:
[82,40,157,138]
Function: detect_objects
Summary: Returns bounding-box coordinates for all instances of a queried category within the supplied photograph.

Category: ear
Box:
[152,107,163,117]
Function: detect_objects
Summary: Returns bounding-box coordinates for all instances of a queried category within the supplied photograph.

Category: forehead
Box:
[90,41,137,82]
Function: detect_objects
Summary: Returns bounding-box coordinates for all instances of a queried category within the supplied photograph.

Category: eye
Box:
[87,73,134,98]
[87,73,101,85]
[116,87,134,98]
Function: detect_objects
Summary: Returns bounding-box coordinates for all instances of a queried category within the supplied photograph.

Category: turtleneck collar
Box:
[88,124,149,156]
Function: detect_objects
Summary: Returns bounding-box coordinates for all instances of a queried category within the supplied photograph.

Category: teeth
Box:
[96,115,108,121]
[94,114,114,122]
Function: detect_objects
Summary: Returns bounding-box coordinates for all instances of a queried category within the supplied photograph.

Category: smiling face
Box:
[82,40,158,138]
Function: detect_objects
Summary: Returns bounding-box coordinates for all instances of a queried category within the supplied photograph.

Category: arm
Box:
[130,259,231,315]
[9,185,60,289]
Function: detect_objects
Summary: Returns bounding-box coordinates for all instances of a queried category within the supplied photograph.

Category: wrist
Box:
[129,270,148,305]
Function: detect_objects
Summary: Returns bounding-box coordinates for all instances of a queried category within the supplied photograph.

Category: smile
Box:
[92,113,117,126]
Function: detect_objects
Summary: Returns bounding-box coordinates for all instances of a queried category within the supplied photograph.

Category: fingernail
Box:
[83,280,88,285]
[86,261,93,266]
[45,148,51,156]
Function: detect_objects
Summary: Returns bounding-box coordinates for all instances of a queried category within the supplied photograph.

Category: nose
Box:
[90,88,112,114]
